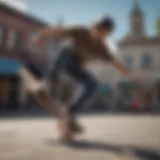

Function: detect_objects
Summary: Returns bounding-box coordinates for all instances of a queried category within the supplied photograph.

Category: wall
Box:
[0,8,46,60]
[119,43,160,84]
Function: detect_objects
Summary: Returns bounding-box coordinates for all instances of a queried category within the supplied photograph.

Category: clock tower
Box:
[130,0,145,38]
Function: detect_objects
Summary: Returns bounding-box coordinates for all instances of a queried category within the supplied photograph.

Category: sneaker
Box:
[69,120,84,134]
[58,121,74,142]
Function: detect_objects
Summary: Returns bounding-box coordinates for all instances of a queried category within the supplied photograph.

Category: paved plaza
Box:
[0,115,160,160]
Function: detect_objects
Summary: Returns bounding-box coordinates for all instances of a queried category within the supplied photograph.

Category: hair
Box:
[95,16,115,31]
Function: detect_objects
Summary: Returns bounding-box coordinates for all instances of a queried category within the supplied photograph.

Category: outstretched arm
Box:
[32,27,71,45]
[37,27,69,39]
[111,58,130,75]
[99,43,130,75]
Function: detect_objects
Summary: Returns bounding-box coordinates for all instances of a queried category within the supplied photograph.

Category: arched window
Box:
[124,55,133,68]
[142,54,152,69]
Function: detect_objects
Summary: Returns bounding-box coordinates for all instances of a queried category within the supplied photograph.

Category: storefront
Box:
[90,84,114,111]
[0,58,22,112]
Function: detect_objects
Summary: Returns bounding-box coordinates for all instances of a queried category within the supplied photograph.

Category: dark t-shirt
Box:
[62,27,114,65]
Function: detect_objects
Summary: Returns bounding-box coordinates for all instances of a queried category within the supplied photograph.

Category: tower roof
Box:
[131,0,142,15]
[134,0,140,10]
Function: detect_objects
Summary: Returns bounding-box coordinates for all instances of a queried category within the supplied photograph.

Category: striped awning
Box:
[0,58,22,76]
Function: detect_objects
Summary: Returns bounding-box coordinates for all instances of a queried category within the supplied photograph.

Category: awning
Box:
[0,58,22,76]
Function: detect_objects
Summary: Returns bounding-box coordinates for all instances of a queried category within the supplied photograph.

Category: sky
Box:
[0,0,27,11]
[0,0,160,52]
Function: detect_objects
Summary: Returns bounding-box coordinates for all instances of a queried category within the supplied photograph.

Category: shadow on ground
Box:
[46,139,160,160]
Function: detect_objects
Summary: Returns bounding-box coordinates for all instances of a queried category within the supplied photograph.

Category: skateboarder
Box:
[32,16,136,138]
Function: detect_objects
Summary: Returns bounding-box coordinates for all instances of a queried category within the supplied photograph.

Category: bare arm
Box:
[111,58,130,75]
[100,43,130,75]
[34,27,70,41]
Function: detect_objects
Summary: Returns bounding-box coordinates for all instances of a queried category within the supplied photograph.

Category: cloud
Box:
[0,0,27,12]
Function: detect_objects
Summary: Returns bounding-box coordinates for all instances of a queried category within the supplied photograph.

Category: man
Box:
[32,16,135,138]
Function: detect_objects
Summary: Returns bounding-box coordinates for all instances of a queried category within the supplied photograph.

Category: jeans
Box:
[50,48,98,116]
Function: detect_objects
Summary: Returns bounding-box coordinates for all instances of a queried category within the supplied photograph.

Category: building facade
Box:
[0,3,48,112]
[118,0,160,102]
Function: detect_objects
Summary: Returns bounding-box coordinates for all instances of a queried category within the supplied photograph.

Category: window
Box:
[28,31,37,51]
[7,29,20,49]
[141,54,152,69]
[29,31,37,41]
[124,55,133,68]
[0,25,4,47]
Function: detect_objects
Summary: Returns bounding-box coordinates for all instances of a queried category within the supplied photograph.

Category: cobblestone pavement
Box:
[0,115,160,160]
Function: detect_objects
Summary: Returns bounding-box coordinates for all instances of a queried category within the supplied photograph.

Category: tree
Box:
[156,16,160,36]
